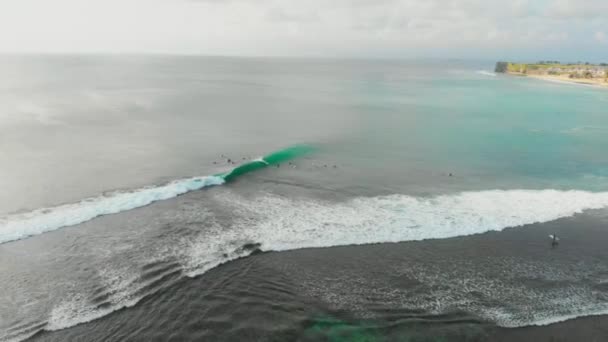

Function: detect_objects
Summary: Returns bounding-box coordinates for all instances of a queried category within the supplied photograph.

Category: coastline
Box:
[507,72,608,88]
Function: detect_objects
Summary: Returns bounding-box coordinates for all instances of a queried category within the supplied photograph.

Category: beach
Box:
[527,74,608,88]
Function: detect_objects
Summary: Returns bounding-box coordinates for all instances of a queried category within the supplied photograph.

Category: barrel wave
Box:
[218,144,315,182]
[0,145,315,245]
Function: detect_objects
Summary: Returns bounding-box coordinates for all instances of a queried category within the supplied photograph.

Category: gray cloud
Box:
[265,6,319,23]
[0,0,606,58]
[545,0,608,19]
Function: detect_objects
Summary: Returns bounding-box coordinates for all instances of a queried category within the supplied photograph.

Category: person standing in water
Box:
[551,234,559,247]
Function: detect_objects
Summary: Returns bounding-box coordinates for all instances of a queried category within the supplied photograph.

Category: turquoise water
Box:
[3,58,608,240]
[2,57,607,214]
[327,67,608,194]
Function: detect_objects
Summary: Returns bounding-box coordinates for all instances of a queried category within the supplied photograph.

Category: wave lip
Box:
[0,176,224,245]
[0,144,315,245]
[218,144,314,182]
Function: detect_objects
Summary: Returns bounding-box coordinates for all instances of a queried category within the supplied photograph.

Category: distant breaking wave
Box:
[477,70,497,77]
[0,145,314,245]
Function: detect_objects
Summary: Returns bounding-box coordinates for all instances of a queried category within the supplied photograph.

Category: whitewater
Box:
[3,184,608,342]
[3,162,608,248]
[0,145,315,245]
[3,146,608,341]
[0,176,225,245]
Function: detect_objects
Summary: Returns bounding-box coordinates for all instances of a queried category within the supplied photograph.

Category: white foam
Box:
[47,266,150,331]
[183,226,261,277]
[220,189,608,252]
[525,306,608,327]
[12,188,608,336]
[179,189,608,279]
[0,176,224,245]
[47,292,140,331]
[253,157,269,165]
[182,189,608,326]
[477,70,497,77]
[387,258,608,328]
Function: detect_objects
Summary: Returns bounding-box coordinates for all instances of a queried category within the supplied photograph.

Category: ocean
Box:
[1,55,608,341]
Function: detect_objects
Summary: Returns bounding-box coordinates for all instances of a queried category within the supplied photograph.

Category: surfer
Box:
[550,234,559,247]
[227,158,232,164]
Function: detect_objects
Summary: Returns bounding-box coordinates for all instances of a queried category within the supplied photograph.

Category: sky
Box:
[0,0,607,60]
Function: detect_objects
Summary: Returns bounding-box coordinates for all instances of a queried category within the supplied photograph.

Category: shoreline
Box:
[508,72,608,88]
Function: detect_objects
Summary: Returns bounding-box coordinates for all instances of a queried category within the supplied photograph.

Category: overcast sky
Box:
[0,0,606,60]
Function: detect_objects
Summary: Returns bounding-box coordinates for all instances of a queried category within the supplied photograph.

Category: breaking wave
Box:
[0,144,314,245]
[4,188,608,341]
[477,70,497,77]
[215,189,608,253]
[0,176,225,245]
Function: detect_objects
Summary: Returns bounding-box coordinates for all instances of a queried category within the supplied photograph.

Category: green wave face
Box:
[218,144,315,182]
[262,144,315,165]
